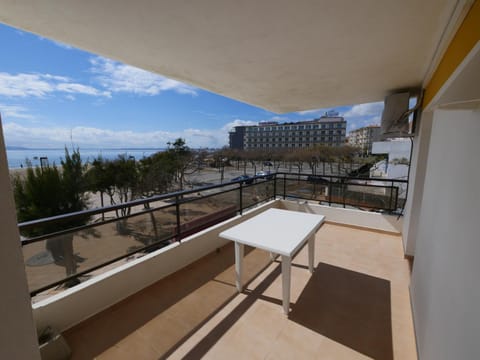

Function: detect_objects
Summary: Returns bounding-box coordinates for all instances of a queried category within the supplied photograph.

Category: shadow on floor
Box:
[64,243,271,359]
[179,264,282,360]
[289,262,393,360]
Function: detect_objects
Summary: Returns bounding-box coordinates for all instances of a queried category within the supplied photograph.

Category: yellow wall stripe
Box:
[424,0,480,107]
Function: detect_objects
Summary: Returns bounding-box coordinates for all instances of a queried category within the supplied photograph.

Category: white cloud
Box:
[90,57,198,96]
[221,119,258,133]
[0,104,34,119]
[343,102,384,134]
[2,120,254,149]
[343,101,384,118]
[56,82,109,97]
[0,72,110,98]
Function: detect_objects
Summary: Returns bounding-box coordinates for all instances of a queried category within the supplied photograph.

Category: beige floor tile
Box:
[65,223,417,360]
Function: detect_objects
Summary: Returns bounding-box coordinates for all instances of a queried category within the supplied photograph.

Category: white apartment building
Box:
[348,125,381,155]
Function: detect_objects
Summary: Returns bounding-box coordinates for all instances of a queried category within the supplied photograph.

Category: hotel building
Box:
[230,114,347,150]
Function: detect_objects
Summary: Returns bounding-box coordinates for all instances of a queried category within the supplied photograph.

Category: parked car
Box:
[231,175,253,184]
[255,171,274,180]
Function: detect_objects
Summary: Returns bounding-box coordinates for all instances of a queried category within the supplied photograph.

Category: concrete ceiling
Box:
[0,1,460,113]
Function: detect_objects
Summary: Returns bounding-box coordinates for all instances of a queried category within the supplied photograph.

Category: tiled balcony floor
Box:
[64,223,416,359]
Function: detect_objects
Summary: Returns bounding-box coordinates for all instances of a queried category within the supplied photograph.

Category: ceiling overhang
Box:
[0,1,463,113]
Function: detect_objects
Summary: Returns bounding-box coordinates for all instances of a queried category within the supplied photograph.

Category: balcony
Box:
[61,215,415,359]
[21,173,407,299]
[20,174,414,359]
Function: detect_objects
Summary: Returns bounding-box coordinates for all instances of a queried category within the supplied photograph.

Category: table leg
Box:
[308,234,315,273]
[281,255,291,315]
[235,242,244,292]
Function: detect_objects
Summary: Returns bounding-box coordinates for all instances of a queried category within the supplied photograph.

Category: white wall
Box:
[279,200,403,233]
[402,111,434,255]
[0,120,40,359]
[410,109,480,360]
[372,139,412,162]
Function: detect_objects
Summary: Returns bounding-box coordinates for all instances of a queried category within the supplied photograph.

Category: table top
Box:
[219,208,325,257]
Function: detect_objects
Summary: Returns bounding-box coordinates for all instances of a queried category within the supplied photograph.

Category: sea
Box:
[6,148,164,169]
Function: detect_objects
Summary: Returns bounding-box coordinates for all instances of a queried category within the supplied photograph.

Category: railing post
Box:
[239,182,243,215]
[395,186,399,211]
[273,174,277,200]
[175,194,181,241]
[328,179,332,206]
[388,182,394,211]
[283,173,286,200]
[342,181,346,208]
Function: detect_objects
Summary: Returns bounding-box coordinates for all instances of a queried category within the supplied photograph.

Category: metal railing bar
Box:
[21,202,178,245]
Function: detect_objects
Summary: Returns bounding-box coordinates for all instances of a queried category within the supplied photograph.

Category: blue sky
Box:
[0,23,384,149]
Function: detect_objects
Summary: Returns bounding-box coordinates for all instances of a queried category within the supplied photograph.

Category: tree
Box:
[84,156,111,214]
[110,155,138,215]
[137,151,176,197]
[13,148,89,286]
[167,138,197,190]
[85,154,139,217]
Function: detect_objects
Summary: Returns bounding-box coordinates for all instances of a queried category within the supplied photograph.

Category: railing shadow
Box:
[289,262,393,360]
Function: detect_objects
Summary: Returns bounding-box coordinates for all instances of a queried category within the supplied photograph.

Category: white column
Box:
[0,116,40,359]
[401,111,433,256]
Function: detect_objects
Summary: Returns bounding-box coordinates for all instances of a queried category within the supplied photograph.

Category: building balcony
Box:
[62,215,416,359]
[21,174,414,359]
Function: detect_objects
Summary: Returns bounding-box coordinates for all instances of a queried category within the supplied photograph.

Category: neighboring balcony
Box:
[20,173,414,359]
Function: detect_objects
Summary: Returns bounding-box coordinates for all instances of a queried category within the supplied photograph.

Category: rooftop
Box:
[63,221,416,359]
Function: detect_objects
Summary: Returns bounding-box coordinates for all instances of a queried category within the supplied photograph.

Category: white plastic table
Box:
[219,208,325,314]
